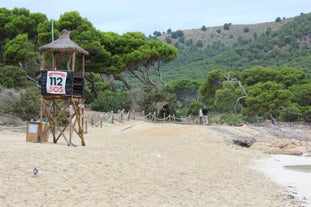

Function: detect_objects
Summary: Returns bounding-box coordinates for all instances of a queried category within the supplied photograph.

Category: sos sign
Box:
[46,71,67,94]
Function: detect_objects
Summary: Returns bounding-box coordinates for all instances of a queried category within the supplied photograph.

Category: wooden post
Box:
[71,51,76,71]
[82,55,85,77]
[40,96,43,133]
[52,100,56,143]
[52,53,56,68]
[84,119,87,133]
[81,101,84,134]
[41,52,45,69]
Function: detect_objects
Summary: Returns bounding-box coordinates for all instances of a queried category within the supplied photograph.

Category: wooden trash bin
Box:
[40,123,50,142]
[26,121,42,143]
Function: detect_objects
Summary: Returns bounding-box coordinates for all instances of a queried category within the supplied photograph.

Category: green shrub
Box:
[243,27,249,33]
[223,23,232,30]
[165,36,172,44]
[153,31,162,37]
[15,86,40,120]
[0,85,40,121]
[217,113,243,125]
[279,104,302,122]
[0,65,28,88]
[187,101,204,116]
[139,87,177,118]
[0,87,20,113]
[195,40,203,47]
[302,106,311,122]
[91,91,132,112]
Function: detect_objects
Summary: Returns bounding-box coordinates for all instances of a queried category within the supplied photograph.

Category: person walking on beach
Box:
[199,108,203,124]
[202,107,208,125]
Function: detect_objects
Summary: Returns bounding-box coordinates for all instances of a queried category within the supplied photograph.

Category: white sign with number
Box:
[46,71,67,94]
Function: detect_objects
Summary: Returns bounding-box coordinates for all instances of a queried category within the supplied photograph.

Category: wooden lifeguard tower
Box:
[39,29,88,146]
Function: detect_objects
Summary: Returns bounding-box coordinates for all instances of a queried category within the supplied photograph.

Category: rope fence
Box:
[86,109,199,129]
[0,109,199,133]
[0,125,27,132]
[85,110,310,131]
[1,109,309,133]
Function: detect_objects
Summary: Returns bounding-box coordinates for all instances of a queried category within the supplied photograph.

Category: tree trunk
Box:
[85,73,98,99]
[270,114,277,125]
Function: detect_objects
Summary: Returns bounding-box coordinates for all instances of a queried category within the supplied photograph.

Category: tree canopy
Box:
[200,66,311,123]
[0,9,178,93]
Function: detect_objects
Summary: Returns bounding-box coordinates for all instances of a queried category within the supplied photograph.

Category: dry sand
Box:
[0,121,308,206]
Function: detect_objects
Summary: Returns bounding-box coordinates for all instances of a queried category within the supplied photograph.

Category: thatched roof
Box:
[39,29,89,55]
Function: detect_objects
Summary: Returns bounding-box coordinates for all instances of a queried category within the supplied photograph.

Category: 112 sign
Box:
[46,71,67,94]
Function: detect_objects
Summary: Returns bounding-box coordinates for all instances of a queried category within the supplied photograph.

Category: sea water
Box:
[256,154,311,206]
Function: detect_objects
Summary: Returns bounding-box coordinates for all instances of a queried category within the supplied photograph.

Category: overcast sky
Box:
[1,0,310,36]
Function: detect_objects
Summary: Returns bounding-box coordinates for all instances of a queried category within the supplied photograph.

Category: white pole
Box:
[51,19,54,41]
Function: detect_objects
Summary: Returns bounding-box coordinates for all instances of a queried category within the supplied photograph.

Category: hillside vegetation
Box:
[152,14,311,82]
[158,18,293,48]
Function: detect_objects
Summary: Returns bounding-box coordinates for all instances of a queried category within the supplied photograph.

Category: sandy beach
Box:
[0,120,310,207]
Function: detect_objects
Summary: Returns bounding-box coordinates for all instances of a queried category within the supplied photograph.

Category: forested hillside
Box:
[155,13,311,82]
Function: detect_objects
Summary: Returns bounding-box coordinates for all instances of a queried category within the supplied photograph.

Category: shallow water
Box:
[256,154,311,205]
[284,165,311,173]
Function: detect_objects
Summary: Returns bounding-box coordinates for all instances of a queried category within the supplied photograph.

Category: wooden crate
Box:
[26,122,42,143]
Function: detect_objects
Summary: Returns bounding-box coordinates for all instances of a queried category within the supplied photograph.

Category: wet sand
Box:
[256,155,311,206]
